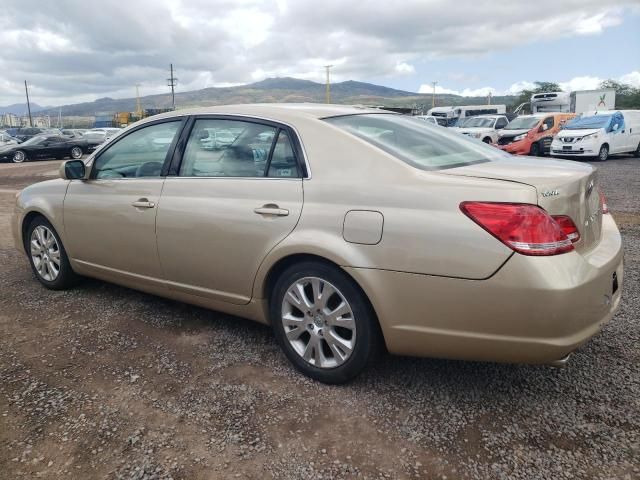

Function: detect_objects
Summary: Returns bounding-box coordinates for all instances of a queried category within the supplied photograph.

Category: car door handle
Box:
[254,205,289,216]
[131,199,155,209]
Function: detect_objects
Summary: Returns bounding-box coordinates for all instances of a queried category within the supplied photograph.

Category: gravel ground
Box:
[0,157,638,480]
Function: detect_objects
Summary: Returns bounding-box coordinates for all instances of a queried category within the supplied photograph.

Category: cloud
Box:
[0,0,637,105]
[418,71,640,97]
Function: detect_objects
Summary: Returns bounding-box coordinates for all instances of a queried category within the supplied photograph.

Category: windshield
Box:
[563,115,612,130]
[459,117,496,128]
[21,135,46,146]
[504,116,540,130]
[324,113,508,170]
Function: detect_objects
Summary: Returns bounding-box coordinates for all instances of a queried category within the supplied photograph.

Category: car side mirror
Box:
[60,159,86,180]
[612,123,619,131]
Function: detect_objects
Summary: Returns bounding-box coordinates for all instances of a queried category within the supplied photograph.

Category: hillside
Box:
[5,78,518,117]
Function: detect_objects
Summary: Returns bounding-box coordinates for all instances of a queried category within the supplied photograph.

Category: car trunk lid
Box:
[440,157,603,252]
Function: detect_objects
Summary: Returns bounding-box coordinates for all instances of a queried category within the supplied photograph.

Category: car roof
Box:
[137,103,386,126]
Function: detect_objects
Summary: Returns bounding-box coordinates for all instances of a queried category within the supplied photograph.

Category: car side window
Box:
[268,130,300,178]
[542,117,554,130]
[92,121,181,179]
[495,118,507,129]
[180,119,277,177]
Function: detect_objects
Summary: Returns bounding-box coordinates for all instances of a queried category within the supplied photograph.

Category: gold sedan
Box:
[11,104,623,383]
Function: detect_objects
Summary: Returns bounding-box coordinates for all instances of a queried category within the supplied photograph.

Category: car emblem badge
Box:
[541,190,559,198]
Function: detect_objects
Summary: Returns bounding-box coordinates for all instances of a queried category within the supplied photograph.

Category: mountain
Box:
[7,77,517,117]
[0,102,47,115]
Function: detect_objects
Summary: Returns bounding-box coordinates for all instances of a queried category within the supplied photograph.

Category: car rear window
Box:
[324,113,507,170]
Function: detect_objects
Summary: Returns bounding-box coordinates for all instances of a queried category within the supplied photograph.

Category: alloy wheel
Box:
[70,147,82,159]
[599,145,609,161]
[30,225,61,281]
[13,151,25,163]
[281,277,356,369]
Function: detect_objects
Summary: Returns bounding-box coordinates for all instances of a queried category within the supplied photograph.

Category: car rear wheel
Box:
[482,137,492,144]
[633,142,640,158]
[26,217,79,290]
[12,150,27,163]
[70,146,83,159]
[598,144,609,162]
[270,261,381,384]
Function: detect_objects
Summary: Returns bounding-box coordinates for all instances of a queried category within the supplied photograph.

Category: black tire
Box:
[598,144,609,162]
[12,150,27,163]
[25,216,79,290]
[529,142,540,157]
[270,261,382,384]
[482,137,492,144]
[634,142,640,158]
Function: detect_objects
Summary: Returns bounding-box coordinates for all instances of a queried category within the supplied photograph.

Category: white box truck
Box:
[530,89,616,115]
[571,89,616,114]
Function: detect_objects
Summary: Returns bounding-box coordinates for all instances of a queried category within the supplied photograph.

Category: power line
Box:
[167,64,178,110]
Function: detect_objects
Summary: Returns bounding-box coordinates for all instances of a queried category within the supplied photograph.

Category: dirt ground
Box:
[1,158,638,480]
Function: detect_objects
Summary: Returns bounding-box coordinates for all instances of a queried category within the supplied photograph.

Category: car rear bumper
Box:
[345,214,623,364]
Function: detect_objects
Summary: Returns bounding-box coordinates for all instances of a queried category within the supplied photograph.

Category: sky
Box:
[0,0,639,107]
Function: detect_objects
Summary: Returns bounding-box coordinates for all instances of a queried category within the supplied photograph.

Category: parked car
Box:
[14,127,47,142]
[0,132,19,146]
[83,128,122,151]
[454,114,510,143]
[4,127,21,137]
[11,104,623,383]
[415,115,446,126]
[200,129,238,150]
[0,134,88,163]
[61,129,86,138]
[496,113,576,156]
[551,110,640,161]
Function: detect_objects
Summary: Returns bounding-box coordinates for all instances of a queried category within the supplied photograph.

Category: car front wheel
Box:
[12,150,27,163]
[271,261,381,384]
[598,144,609,161]
[26,217,79,290]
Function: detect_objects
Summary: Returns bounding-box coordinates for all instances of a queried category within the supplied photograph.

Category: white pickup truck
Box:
[454,114,510,144]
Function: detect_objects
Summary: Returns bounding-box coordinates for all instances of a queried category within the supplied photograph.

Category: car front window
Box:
[324,113,508,170]
[21,135,46,146]
[504,117,540,130]
[92,121,181,179]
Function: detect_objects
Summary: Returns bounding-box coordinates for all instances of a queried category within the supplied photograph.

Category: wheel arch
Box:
[21,210,50,249]
[259,252,385,347]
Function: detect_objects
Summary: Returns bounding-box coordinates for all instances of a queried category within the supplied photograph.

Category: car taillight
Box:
[460,202,574,256]
[552,215,580,243]
[599,189,609,214]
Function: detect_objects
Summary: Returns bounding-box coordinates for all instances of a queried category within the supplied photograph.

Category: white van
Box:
[426,105,506,127]
[551,110,640,161]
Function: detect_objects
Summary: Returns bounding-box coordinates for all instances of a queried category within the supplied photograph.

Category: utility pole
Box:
[135,84,143,120]
[431,81,438,108]
[167,64,178,110]
[24,80,33,127]
[487,91,492,105]
[324,65,333,104]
